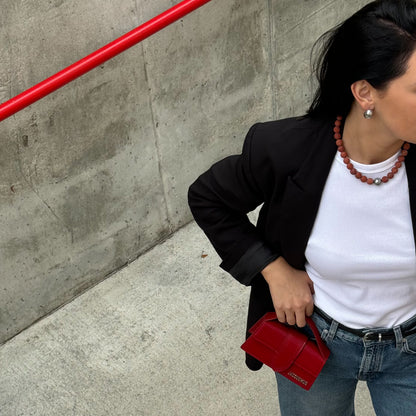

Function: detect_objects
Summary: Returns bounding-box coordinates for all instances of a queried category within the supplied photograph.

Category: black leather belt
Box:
[314,307,416,341]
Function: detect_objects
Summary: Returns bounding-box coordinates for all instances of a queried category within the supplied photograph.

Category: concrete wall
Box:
[272,0,370,116]
[0,0,370,344]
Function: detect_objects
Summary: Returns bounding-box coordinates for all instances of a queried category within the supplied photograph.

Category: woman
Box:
[188,0,416,414]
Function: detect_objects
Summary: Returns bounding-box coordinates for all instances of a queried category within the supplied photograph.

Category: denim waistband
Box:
[314,306,416,342]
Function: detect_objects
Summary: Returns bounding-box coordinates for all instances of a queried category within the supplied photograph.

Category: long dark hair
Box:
[308,0,416,119]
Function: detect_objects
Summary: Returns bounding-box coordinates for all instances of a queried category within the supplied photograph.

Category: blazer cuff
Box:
[222,241,279,286]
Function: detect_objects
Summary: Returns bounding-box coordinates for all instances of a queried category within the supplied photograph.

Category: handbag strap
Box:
[305,316,328,358]
[261,312,328,359]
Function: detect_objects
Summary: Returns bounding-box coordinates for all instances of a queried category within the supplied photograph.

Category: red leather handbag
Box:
[241,312,330,391]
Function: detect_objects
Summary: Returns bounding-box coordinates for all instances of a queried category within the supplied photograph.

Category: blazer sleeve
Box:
[188,123,280,286]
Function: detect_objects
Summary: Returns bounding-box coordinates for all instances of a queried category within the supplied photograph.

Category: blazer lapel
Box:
[278,120,337,268]
[405,145,416,252]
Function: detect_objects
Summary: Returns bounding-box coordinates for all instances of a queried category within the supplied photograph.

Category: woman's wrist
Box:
[261,256,285,284]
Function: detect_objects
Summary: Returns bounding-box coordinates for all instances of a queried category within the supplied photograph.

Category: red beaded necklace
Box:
[334,116,410,185]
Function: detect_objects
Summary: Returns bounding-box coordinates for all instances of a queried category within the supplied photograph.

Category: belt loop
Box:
[393,326,403,349]
[327,320,339,342]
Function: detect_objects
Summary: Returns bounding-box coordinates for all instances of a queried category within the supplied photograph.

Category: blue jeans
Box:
[275,311,416,416]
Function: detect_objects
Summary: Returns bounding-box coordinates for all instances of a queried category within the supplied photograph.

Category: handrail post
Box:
[0,0,213,123]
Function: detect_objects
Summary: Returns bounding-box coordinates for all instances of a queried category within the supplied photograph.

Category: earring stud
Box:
[363,109,373,119]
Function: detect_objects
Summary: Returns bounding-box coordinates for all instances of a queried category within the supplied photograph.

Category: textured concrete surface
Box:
[0,221,376,415]
[0,0,275,344]
[0,0,168,344]
[140,0,273,231]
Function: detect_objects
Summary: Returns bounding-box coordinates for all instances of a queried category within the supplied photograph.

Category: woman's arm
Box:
[188,121,314,325]
[188,123,279,286]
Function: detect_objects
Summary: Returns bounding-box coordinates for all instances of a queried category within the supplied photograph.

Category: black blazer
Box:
[188,116,416,370]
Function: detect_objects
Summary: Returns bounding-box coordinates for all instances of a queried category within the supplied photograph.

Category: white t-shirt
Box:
[305,150,416,328]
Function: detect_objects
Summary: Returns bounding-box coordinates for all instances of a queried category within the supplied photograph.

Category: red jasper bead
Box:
[350,168,357,175]
[367,178,374,184]
[333,127,340,133]
[347,163,353,170]
[396,162,402,168]
[361,176,368,182]
[341,152,347,158]
[398,156,405,162]
[336,139,343,146]
[356,172,362,179]
[387,172,394,179]
[382,176,389,183]
[404,143,411,150]
[392,167,399,174]
[343,157,350,164]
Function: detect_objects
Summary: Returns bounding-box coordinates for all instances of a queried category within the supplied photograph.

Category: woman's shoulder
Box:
[246,115,331,157]
[239,116,332,179]
[252,115,330,141]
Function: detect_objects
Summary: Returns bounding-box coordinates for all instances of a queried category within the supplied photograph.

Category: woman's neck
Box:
[342,105,404,164]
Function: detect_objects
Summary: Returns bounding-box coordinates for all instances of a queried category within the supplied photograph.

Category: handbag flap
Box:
[248,312,277,334]
[252,320,308,372]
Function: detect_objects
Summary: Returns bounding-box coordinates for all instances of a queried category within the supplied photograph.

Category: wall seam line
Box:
[267,0,277,119]
[135,0,172,231]
[141,42,172,231]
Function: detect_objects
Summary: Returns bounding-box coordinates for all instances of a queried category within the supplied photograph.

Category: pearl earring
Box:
[363,109,373,119]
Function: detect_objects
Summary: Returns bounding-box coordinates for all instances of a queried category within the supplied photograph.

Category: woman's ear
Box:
[350,80,375,112]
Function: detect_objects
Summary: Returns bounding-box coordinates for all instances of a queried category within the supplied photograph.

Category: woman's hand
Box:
[261,257,314,327]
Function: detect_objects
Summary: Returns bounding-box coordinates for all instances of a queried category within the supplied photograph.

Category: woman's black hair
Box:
[308,0,416,119]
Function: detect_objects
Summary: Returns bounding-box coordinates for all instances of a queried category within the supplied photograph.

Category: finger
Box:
[306,302,314,317]
[275,310,287,324]
[295,310,306,327]
[305,274,315,294]
[308,281,315,294]
[285,311,296,326]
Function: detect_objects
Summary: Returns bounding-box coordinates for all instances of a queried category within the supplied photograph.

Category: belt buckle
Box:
[363,332,372,341]
[363,332,382,341]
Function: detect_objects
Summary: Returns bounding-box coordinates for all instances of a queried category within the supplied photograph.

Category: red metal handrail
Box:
[0,0,212,123]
